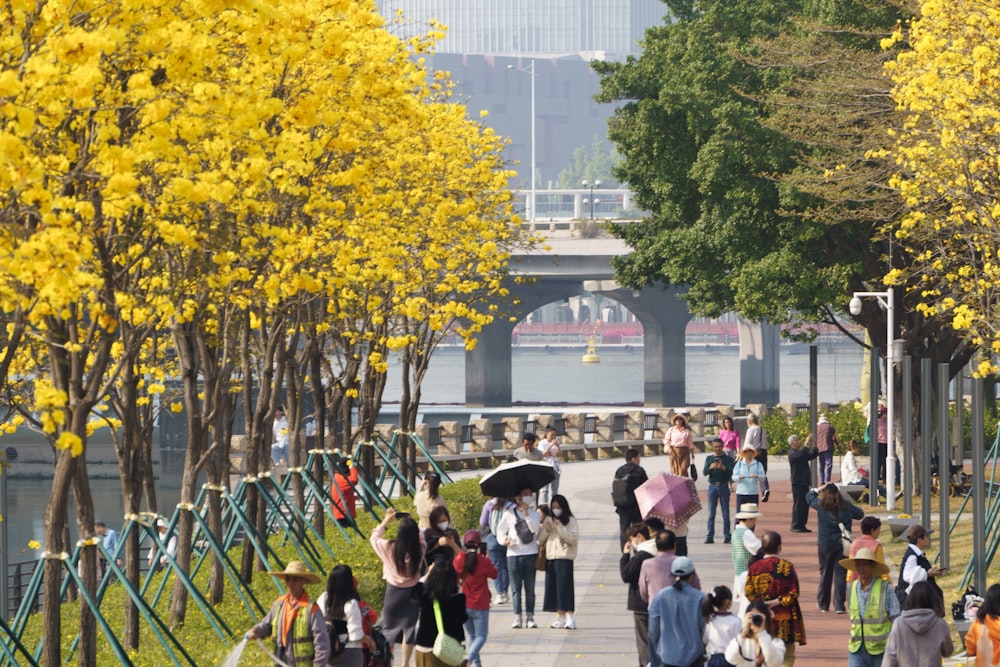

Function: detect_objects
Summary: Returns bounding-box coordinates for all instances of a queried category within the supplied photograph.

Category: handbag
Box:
[689,457,698,482]
[431,599,465,666]
[838,522,854,555]
[535,542,548,572]
[515,516,535,544]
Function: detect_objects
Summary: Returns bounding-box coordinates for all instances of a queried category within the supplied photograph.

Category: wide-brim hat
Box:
[740,443,757,453]
[268,560,322,584]
[839,547,890,577]
[672,414,689,427]
[735,503,763,519]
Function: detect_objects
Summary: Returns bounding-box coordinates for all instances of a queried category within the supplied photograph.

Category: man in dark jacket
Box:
[613,449,648,547]
[789,434,819,532]
[620,523,657,667]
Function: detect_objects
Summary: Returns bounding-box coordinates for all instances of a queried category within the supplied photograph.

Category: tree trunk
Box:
[72,455,97,667]
[42,451,74,667]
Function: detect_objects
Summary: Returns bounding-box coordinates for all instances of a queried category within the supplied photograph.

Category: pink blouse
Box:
[370,524,426,588]
[719,428,741,453]
[663,426,693,449]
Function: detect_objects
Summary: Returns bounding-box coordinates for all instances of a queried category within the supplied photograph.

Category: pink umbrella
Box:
[634,473,702,527]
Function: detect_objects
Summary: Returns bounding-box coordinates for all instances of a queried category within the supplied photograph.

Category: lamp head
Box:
[849,296,862,316]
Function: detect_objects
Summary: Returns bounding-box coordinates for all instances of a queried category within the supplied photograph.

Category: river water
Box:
[2,344,862,558]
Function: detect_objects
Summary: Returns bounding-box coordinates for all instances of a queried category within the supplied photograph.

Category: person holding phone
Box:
[370,508,426,667]
[724,600,786,667]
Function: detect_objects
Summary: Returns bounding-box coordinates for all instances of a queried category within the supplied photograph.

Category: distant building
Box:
[376,2,671,209]
[377,0,670,59]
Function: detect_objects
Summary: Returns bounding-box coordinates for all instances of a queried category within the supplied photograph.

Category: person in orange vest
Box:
[247,561,330,666]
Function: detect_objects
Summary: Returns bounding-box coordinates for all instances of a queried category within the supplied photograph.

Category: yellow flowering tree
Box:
[887,1,1000,372]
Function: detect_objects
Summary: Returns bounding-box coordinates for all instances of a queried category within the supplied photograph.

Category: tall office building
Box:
[376,1,670,210]
[378,0,668,59]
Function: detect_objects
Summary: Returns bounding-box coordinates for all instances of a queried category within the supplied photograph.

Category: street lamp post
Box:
[582,179,601,220]
[849,289,898,510]
[507,60,536,221]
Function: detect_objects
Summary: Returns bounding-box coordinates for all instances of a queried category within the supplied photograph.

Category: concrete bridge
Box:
[466,229,780,407]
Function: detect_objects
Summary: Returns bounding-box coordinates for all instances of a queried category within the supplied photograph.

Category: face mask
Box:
[552,509,563,517]
[437,521,449,531]
[522,494,534,503]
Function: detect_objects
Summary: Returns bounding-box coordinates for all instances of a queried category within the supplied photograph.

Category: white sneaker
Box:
[564,620,577,630]
[549,619,565,629]
[511,617,522,629]
[525,618,537,629]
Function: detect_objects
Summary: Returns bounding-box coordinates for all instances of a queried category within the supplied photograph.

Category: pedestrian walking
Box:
[964,583,1000,667]
[246,560,330,666]
[884,581,953,667]
[648,556,706,667]
[745,413,770,502]
[841,547,899,667]
[454,530,497,667]
[539,426,562,503]
[719,416,741,459]
[807,483,863,614]
[513,432,543,461]
[621,522,658,667]
[317,564,375,667]
[897,524,945,610]
[480,496,515,604]
[271,406,290,469]
[847,517,890,585]
[724,600,786,667]
[613,448,649,548]
[540,494,579,629]
[788,434,818,533]
[815,415,837,485]
[664,414,694,478]
[745,531,806,666]
[413,562,467,667]
[733,445,765,516]
[639,529,702,608]
[731,503,763,617]
[370,507,426,667]
[703,585,742,667]
[703,438,735,544]
[413,471,446,530]
[497,487,541,629]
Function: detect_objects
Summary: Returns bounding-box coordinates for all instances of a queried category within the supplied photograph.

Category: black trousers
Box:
[791,484,810,530]
[817,541,847,612]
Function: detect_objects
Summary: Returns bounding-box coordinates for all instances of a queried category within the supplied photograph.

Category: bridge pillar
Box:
[465,318,515,407]
[590,284,691,406]
[737,319,780,405]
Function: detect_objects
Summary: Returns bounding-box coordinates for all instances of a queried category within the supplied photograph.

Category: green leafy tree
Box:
[557,135,620,189]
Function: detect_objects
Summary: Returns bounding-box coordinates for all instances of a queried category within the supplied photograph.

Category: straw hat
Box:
[268,560,322,584]
[839,547,890,578]
[735,503,763,520]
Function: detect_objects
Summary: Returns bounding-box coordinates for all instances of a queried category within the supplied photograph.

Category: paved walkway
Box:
[444,453,965,667]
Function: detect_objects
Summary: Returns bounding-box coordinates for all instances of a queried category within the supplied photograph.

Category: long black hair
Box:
[550,494,573,526]
[424,561,459,601]
[324,564,359,619]
[393,517,423,578]
[978,584,1000,622]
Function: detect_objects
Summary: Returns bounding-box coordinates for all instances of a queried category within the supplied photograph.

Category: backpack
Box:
[364,625,393,667]
[612,467,640,508]
[325,616,348,660]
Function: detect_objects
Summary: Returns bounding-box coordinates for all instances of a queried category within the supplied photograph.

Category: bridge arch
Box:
[464,238,780,407]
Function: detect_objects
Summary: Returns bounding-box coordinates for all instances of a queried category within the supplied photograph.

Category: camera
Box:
[395,512,410,520]
[751,614,764,627]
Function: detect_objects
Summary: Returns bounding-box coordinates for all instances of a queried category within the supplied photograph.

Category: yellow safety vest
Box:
[848,578,891,655]
[275,597,317,665]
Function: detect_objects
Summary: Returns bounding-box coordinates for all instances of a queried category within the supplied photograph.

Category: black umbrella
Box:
[479,460,556,498]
